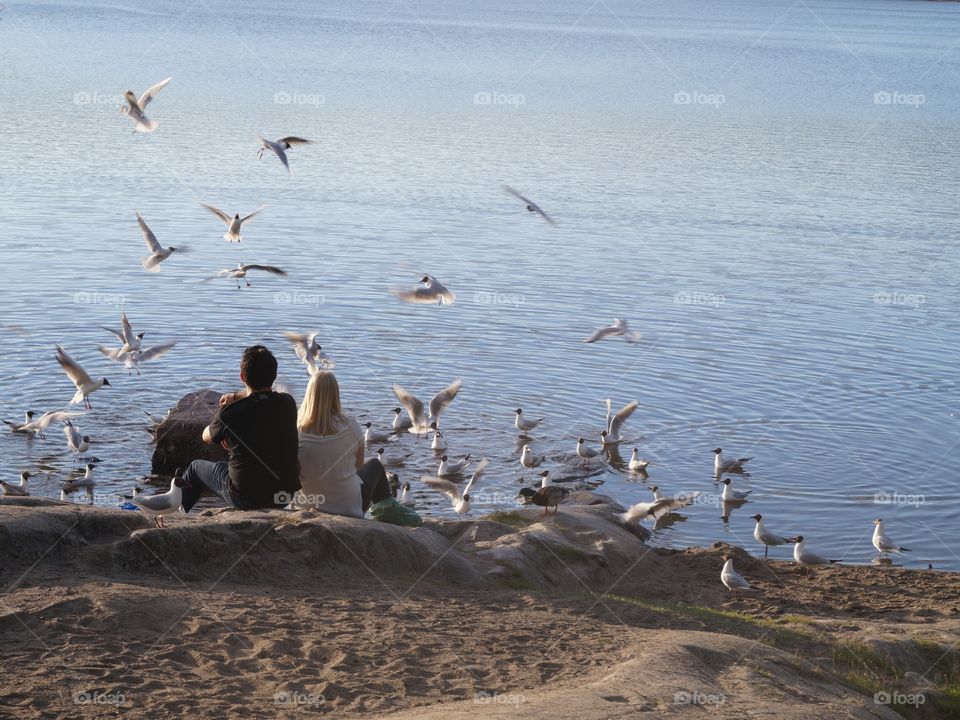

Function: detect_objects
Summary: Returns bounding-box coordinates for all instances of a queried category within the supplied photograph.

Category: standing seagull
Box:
[204,262,287,289]
[0,471,31,496]
[576,437,599,466]
[721,477,751,502]
[137,212,182,272]
[257,135,313,175]
[793,536,839,573]
[750,514,797,559]
[120,76,171,132]
[720,556,755,595]
[601,399,639,445]
[583,319,642,344]
[872,519,911,558]
[502,185,556,226]
[430,422,447,451]
[131,472,185,528]
[390,275,456,305]
[63,420,90,460]
[392,379,462,434]
[713,448,752,477]
[514,408,543,436]
[282,331,335,374]
[520,444,545,473]
[55,345,110,409]
[201,203,265,242]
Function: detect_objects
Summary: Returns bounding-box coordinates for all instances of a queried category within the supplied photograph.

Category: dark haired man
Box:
[181,345,300,512]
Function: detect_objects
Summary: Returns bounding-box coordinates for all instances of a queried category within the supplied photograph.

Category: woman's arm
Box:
[356,438,365,472]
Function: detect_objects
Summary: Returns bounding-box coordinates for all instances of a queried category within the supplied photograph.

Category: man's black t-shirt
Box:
[207,390,300,508]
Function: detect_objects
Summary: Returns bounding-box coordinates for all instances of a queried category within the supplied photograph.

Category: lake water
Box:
[1,0,958,569]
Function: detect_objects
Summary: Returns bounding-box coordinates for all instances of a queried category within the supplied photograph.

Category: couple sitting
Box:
[181,345,392,518]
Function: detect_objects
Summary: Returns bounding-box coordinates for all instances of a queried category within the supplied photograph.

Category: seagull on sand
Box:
[720,555,755,594]
[872,519,911,558]
[56,345,110,409]
[601,399,639,445]
[576,437,599,466]
[282,331,335,374]
[399,481,416,508]
[99,310,143,361]
[122,341,176,376]
[583,319,642,344]
[201,203,265,242]
[390,275,456,305]
[750,514,797,559]
[0,471,31,496]
[514,408,543,436]
[137,212,183,272]
[793,536,839,571]
[721,477,751,502]
[437,454,471,477]
[628,448,650,472]
[502,185,556,226]
[713,448,752,477]
[425,458,488,517]
[204,262,287,289]
[392,379,462,434]
[257,135,313,175]
[120,76,171,132]
[131,471,185,528]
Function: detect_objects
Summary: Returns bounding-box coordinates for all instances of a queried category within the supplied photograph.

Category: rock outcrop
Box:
[150,389,227,473]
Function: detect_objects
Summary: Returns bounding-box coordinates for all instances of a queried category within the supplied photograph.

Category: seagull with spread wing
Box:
[503,185,556,225]
[257,135,313,174]
[200,203,265,242]
[55,345,110,409]
[390,275,456,305]
[203,262,287,289]
[120,76,171,132]
[137,212,183,272]
[392,378,462,434]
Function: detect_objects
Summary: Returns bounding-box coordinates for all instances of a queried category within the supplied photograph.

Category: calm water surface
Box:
[1,0,958,568]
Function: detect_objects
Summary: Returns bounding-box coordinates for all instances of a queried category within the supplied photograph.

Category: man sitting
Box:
[181,345,300,512]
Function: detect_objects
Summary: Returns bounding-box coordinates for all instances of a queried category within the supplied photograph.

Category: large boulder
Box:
[150,389,227,474]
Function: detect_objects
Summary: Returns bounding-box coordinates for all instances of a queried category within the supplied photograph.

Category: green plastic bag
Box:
[368,497,423,527]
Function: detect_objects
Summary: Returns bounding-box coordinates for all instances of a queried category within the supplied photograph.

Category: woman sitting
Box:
[296,371,391,517]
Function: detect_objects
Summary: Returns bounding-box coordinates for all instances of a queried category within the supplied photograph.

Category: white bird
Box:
[376,447,413,467]
[713,448,752,477]
[721,477,751,502]
[648,485,700,516]
[390,274,456,305]
[131,474,185,528]
[438,454,471,476]
[503,185,556,226]
[201,203,264,242]
[601,399,638,445]
[392,379,462,434]
[257,135,313,175]
[4,410,82,439]
[584,318,641,344]
[514,408,542,435]
[62,463,96,493]
[720,556,755,594]
[872,519,911,557]
[63,420,89,457]
[55,345,110,409]
[2,410,36,434]
[282,331,335,375]
[120,76,171,132]
[137,212,183,272]
[99,310,143,361]
[538,470,555,488]
[399,481,416,508]
[576,437,598,465]
[520,444,545,471]
[424,458,488,517]
[391,407,413,432]
[204,262,287,289]
[750,514,797,558]
[793,536,839,569]
[628,448,650,472]
[430,422,447,451]
[620,497,675,524]
[0,471,31,496]
[363,422,391,445]
[123,341,176,376]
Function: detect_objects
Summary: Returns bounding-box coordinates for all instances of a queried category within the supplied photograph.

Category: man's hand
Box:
[219,390,245,407]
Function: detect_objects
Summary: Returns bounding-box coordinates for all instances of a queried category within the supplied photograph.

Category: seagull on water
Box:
[0,471,31,496]
[628,448,650,472]
[6,410,81,439]
[430,422,447,451]
[62,463,96,494]
[750,514,797,558]
[131,472,185,528]
[257,135,313,175]
[576,437,599,466]
[601,399,639,445]
[425,458,488,517]
[583,319,642,344]
[872,519,911,558]
[720,556,755,594]
[721,477,751,502]
[514,408,543,436]
[56,345,110,409]
[392,378,462,434]
[63,420,90,458]
[204,262,287,289]
[363,422,391,445]
[437,454,471,476]
[390,275,456,305]
[399,481,416,508]
[2,411,36,435]
[713,448,752,477]
[376,447,413,467]
[137,212,183,272]
[282,331,335,375]
[502,185,556,226]
[520,444,545,472]
[201,203,265,242]
[619,497,675,524]
[120,76,171,132]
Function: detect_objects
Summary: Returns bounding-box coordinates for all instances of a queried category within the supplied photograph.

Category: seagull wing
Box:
[97,345,124,361]
[100,326,124,342]
[137,341,176,363]
[120,311,134,346]
[463,458,489,496]
[136,212,161,253]
[132,492,177,512]
[33,410,83,430]
[609,400,639,437]
[55,345,93,387]
[240,206,265,224]
[503,185,532,205]
[243,264,287,276]
[392,384,426,427]
[583,325,620,343]
[278,136,313,146]
[423,476,462,503]
[621,498,673,523]
[429,378,462,419]
[201,203,232,225]
[137,76,171,110]
[282,331,311,362]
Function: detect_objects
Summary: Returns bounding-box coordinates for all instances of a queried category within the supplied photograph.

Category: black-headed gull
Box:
[793,536,839,570]
[257,135,313,175]
[628,448,650,472]
[390,275,456,305]
[502,185,556,226]
[123,341,176,376]
[399,481,416,508]
[601,399,639,445]
[137,212,183,272]
[201,203,265,242]
[282,331,335,374]
[584,319,641,344]
[10,410,82,439]
[392,379,462,434]
[376,447,413,467]
[713,448,752,477]
[0,471,31,496]
[425,458,488,517]
[721,477,751,502]
[391,407,413,432]
[363,422,391,445]
[430,422,447,451]
[99,310,143,360]
[750,514,797,558]
[204,262,287,289]
[56,345,109,409]
[131,472,185,528]
[63,420,89,457]
[62,463,96,494]
[120,76,171,133]
[619,497,674,524]
[872,519,911,558]
[437,454,471,476]
[514,408,542,435]
[3,411,36,434]
[576,437,599,465]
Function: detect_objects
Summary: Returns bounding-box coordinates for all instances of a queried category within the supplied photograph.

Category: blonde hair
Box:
[298,371,347,436]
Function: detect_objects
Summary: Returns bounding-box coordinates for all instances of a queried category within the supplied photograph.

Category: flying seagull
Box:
[392,379,463,434]
[120,76,171,133]
[282,331,335,374]
[200,203,265,242]
[204,262,287,289]
[137,212,183,272]
[584,318,642,344]
[56,345,110,409]
[503,185,556,226]
[390,275,456,305]
[257,135,313,175]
